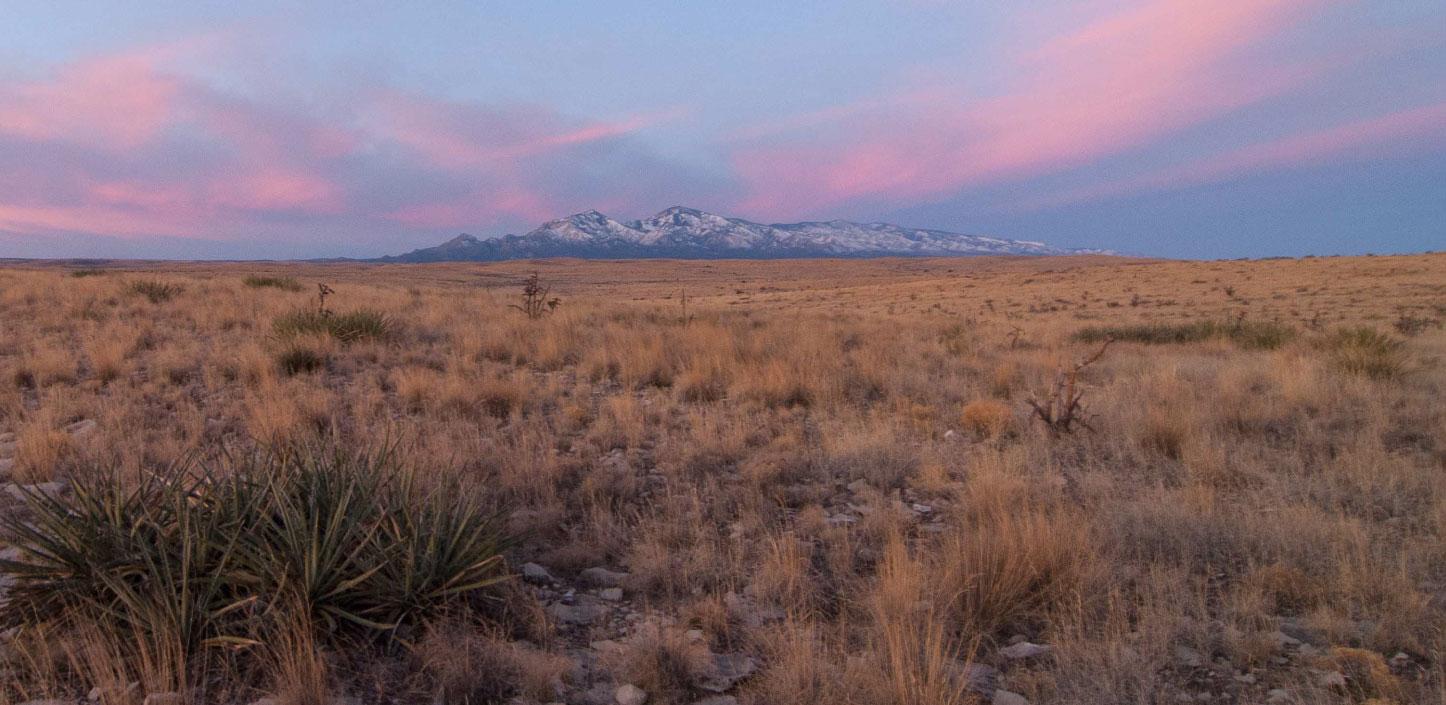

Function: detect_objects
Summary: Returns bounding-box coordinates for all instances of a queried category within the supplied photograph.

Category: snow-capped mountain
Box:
[382,207,1102,262]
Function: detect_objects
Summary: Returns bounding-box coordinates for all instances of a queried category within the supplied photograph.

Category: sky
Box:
[0,1,1443,260]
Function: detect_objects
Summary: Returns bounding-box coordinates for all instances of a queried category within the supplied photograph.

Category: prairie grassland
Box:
[0,253,1443,705]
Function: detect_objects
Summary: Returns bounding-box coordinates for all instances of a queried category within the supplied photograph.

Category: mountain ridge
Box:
[379,206,1107,262]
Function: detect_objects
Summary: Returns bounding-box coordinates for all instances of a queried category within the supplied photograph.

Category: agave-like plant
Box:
[0,442,512,683]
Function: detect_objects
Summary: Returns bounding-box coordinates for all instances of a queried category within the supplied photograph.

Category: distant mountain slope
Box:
[380,206,1104,262]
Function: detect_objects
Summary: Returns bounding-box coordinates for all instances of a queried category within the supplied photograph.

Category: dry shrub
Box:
[85,335,130,384]
[1244,564,1323,616]
[870,536,976,705]
[752,534,820,617]
[14,417,72,483]
[1138,403,1191,460]
[960,398,1011,438]
[603,623,711,705]
[935,508,1091,638]
[1320,647,1402,701]
[416,624,570,703]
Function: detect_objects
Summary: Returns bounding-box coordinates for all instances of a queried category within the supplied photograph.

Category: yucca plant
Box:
[0,443,512,688]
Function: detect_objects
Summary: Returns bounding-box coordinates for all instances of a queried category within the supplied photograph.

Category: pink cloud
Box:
[0,50,182,151]
[732,0,1333,216]
[1017,101,1446,210]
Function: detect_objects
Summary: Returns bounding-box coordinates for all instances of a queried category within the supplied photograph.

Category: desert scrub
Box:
[276,342,327,375]
[69,268,108,278]
[273,308,393,343]
[1074,318,1294,350]
[125,279,184,304]
[0,444,511,692]
[244,275,305,292]
[1321,326,1408,379]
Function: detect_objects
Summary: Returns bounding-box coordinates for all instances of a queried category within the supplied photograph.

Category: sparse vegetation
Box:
[0,444,509,695]
[125,279,184,304]
[1321,326,1409,379]
[0,253,1443,702]
[1074,317,1294,349]
[243,275,305,292]
[511,272,561,319]
[273,308,393,343]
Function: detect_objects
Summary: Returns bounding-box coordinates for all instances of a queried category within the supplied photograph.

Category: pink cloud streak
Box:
[732,0,1333,216]
[1016,101,1446,210]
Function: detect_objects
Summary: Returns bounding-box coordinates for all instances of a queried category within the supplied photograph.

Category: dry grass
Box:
[0,253,1442,703]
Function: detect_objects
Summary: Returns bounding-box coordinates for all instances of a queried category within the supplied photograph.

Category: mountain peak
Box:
[384,206,1104,261]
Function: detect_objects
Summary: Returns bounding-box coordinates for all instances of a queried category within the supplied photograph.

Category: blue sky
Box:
[0,0,1442,259]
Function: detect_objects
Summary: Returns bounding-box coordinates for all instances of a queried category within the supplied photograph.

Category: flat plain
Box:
[0,253,1443,704]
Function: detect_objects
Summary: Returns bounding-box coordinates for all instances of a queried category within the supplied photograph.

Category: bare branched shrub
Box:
[511,272,560,320]
[1027,338,1111,434]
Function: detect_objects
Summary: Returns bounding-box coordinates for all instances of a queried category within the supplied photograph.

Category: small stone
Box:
[615,683,647,705]
[581,566,629,587]
[3,482,67,502]
[65,419,97,437]
[696,653,757,693]
[691,698,738,705]
[549,602,608,626]
[521,562,553,583]
[1267,631,1300,649]
[999,641,1051,661]
[1233,673,1257,684]
[911,503,933,514]
[599,587,624,601]
[1319,671,1346,688]
[992,690,1030,705]
[1174,645,1204,668]
[954,662,997,695]
[1265,689,1291,703]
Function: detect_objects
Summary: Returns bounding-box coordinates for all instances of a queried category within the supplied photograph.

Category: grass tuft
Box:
[126,280,184,304]
[1075,318,1294,350]
[244,275,305,292]
[273,309,394,343]
[1321,326,1408,379]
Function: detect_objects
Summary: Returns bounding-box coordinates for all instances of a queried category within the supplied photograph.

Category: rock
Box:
[0,458,14,477]
[695,653,757,693]
[1174,645,1204,668]
[615,683,647,705]
[1265,689,1291,703]
[599,587,624,601]
[581,566,629,587]
[521,562,553,583]
[0,432,16,444]
[142,694,184,705]
[1267,631,1300,649]
[911,503,933,514]
[3,481,67,503]
[65,419,97,437]
[1233,673,1256,684]
[993,690,1030,705]
[549,601,608,626]
[950,662,997,695]
[999,641,1052,661]
[691,698,738,705]
[1318,671,1346,689]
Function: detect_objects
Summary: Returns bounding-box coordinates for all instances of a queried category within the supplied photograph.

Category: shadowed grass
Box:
[244,275,305,292]
[273,309,394,343]
[1074,318,1294,350]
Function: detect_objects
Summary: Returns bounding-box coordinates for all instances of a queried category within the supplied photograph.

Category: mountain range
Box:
[380,207,1102,261]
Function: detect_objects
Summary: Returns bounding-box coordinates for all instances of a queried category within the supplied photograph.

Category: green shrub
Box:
[126,279,184,304]
[1322,327,1408,380]
[273,309,393,343]
[1074,318,1294,350]
[0,444,510,683]
[244,275,305,292]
